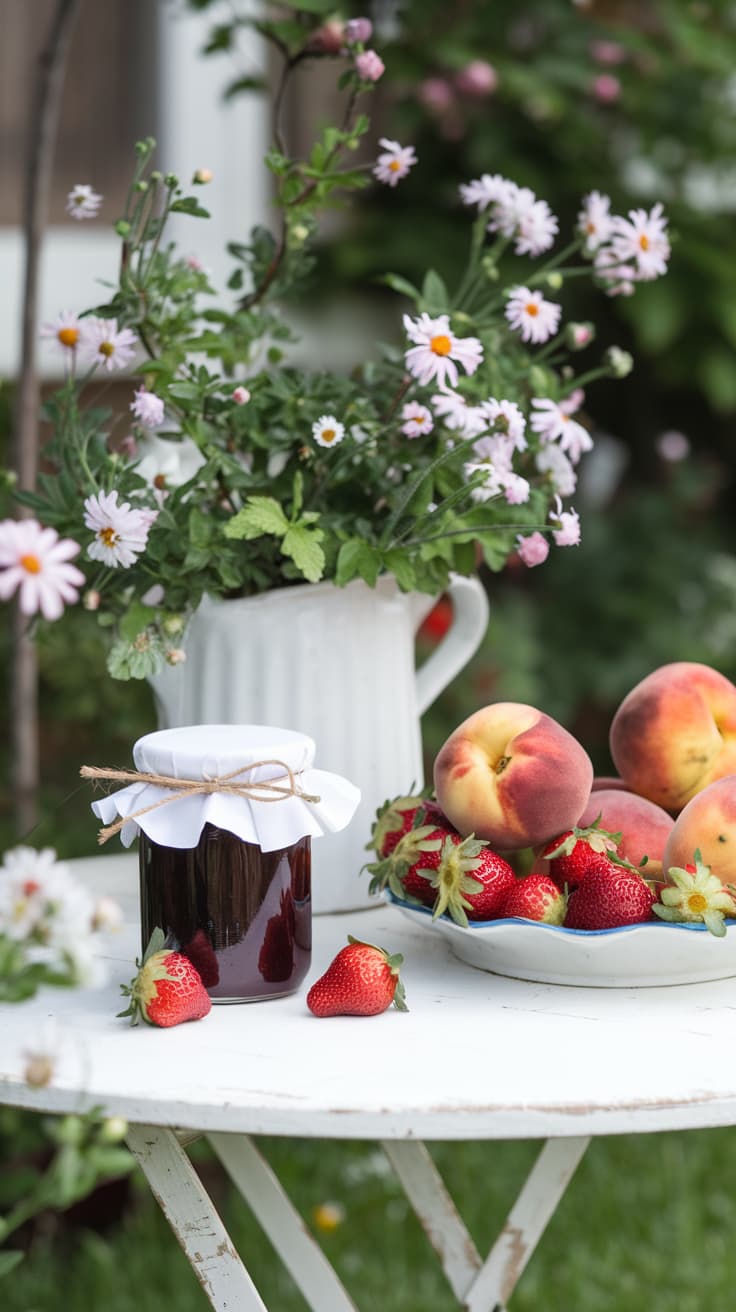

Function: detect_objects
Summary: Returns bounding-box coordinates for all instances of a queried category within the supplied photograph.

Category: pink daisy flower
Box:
[530,394,593,464]
[609,202,671,280]
[505,287,561,345]
[82,318,137,372]
[400,402,433,437]
[514,198,559,257]
[404,313,483,390]
[516,531,549,567]
[480,398,527,450]
[431,390,486,437]
[373,139,417,188]
[83,489,155,568]
[0,519,84,620]
[355,50,384,81]
[130,387,165,429]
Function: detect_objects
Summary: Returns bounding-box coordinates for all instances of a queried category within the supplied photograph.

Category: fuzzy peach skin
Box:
[433,703,593,850]
[591,775,628,792]
[662,776,736,886]
[577,787,674,881]
[609,662,736,813]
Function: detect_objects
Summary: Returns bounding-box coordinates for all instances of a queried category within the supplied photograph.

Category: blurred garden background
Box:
[3,1,736,1308]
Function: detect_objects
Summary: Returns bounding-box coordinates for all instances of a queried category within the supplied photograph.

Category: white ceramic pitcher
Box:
[148,574,489,913]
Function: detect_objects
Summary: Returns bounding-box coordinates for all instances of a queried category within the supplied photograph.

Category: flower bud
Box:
[83,589,101,612]
[24,1053,55,1088]
[355,50,385,82]
[164,172,179,188]
[455,60,497,98]
[134,180,149,193]
[115,220,132,238]
[528,365,554,395]
[545,272,563,291]
[344,18,372,44]
[193,168,214,185]
[481,255,500,280]
[290,224,309,245]
[606,346,634,378]
[99,1116,128,1144]
[311,18,345,54]
[166,647,187,666]
[232,386,251,405]
[565,321,595,350]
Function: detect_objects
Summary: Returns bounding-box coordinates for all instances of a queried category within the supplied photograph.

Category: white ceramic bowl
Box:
[384,892,736,988]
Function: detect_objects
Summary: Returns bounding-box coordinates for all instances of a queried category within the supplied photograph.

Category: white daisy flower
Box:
[530,395,593,463]
[0,847,75,941]
[505,286,561,345]
[431,390,487,437]
[472,433,515,471]
[404,313,483,390]
[463,461,504,502]
[535,443,577,497]
[0,519,84,621]
[593,247,637,296]
[83,489,156,568]
[66,183,102,220]
[488,183,537,239]
[400,401,433,437]
[514,198,559,257]
[40,310,83,356]
[131,434,206,504]
[459,173,514,212]
[578,191,614,252]
[549,496,581,546]
[81,318,137,372]
[501,472,531,505]
[130,387,165,429]
[609,202,670,280]
[479,398,527,450]
[312,415,345,448]
[373,139,417,188]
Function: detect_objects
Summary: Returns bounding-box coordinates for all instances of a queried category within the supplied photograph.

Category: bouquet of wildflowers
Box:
[0,8,671,680]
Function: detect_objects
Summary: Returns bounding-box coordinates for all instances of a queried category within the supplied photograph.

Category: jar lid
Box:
[90,723,361,852]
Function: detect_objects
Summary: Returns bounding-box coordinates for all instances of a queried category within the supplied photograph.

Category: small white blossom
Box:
[81,318,137,372]
[505,287,561,344]
[83,489,156,568]
[404,314,483,390]
[578,191,614,252]
[400,401,433,437]
[479,398,527,450]
[373,139,417,188]
[431,390,486,437]
[130,387,165,429]
[530,393,593,464]
[66,183,102,220]
[535,443,578,497]
[459,173,514,212]
[609,202,671,280]
[132,434,206,502]
[40,310,83,356]
[515,198,559,257]
[312,415,345,448]
[463,461,504,502]
[0,519,84,621]
[549,496,581,546]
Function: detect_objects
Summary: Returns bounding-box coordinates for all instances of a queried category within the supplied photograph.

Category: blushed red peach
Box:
[591,775,628,792]
[433,703,593,850]
[609,662,736,813]
[662,776,736,886]
[577,787,674,881]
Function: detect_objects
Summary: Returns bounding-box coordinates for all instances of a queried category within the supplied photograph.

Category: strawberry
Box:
[367,792,448,861]
[306,936,408,1017]
[500,873,567,924]
[416,834,517,926]
[542,816,622,890]
[564,854,656,930]
[118,928,212,1027]
[365,817,452,900]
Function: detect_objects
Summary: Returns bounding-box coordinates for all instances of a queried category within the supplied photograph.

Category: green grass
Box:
[5,1129,736,1310]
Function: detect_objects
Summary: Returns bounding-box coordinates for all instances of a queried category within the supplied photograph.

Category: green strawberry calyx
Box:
[365,789,430,856]
[414,834,488,929]
[117,927,178,1026]
[364,823,444,897]
[545,815,622,861]
[653,849,736,938]
[346,935,408,1011]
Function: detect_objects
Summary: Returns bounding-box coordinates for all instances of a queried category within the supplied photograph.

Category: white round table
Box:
[3,853,736,1312]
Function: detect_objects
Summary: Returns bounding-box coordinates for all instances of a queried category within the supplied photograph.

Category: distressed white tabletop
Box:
[2,853,736,1141]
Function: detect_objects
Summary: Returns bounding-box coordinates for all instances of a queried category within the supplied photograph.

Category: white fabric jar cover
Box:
[90,723,361,853]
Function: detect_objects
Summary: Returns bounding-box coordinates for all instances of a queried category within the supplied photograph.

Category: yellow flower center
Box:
[58,326,79,348]
[98,526,119,547]
[389,159,401,172]
[430,334,452,356]
[320,428,337,443]
[19,553,42,575]
[639,233,650,251]
[525,303,539,317]
[586,221,596,234]
[98,340,115,358]
[687,892,708,914]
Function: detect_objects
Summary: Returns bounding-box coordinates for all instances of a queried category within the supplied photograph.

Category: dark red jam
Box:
[139,824,311,1002]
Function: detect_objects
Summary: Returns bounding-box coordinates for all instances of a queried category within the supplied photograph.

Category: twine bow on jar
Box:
[80,761,322,845]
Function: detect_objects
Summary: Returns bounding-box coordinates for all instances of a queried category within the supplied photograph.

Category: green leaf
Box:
[376,272,421,304]
[119,602,156,643]
[382,549,416,592]
[170,197,210,219]
[336,539,381,588]
[421,269,449,314]
[0,1250,24,1277]
[223,497,289,541]
[281,524,325,582]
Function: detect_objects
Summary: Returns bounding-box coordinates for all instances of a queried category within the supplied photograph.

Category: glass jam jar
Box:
[140,826,312,1002]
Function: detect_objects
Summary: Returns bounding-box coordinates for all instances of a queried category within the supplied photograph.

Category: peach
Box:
[577,787,674,881]
[662,776,736,886]
[591,775,628,792]
[609,662,736,813]
[433,702,593,851]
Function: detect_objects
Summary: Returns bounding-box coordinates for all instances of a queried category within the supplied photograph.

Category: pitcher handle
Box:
[414,574,489,716]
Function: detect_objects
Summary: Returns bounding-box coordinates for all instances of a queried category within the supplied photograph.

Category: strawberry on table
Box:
[564,854,656,930]
[118,928,212,1027]
[306,936,408,1017]
[499,873,567,924]
[542,817,622,890]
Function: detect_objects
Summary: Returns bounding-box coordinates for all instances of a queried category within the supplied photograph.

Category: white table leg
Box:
[126,1123,268,1312]
[463,1136,591,1312]
[209,1131,359,1312]
[381,1140,482,1299]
